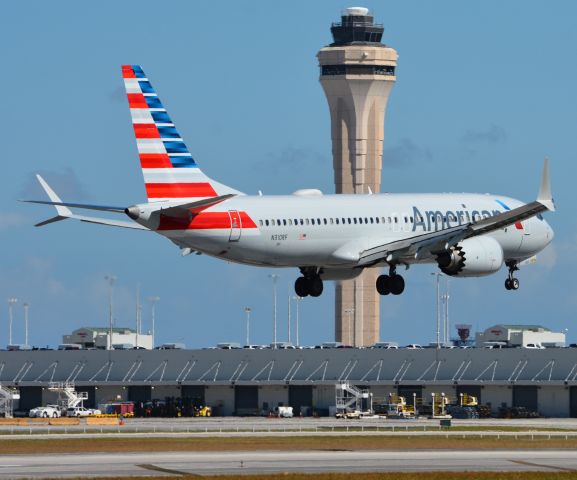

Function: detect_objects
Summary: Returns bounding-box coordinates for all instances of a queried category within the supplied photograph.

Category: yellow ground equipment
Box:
[194,406,212,417]
[385,393,415,418]
[460,393,478,407]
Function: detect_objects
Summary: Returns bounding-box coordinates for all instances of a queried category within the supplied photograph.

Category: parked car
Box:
[66,406,101,417]
[404,344,423,349]
[371,342,399,349]
[524,343,545,350]
[29,405,61,418]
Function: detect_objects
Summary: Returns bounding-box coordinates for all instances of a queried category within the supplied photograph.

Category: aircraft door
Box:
[228,210,242,242]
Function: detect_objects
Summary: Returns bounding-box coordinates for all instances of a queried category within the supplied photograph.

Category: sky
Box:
[1,1,576,349]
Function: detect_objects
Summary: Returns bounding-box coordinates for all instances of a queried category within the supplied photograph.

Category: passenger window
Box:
[300,219,304,225]
[394,217,398,223]
[294,219,298,225]
[305,219,310,225]
[317,218,321,225]
[375,217,379,224]
[277,220,281,226]
[283,219,287,226]
[410,217,414,223]
[364,217,368,224]
[324,218,328,225]
[335,218,339,224]
[330,218,334,225]
[311,219,315,225]
[353,218,357,224]
[259,220,263,226]
[388,217,392,223]
[288,219,293,226]
[348,218,351,224]
[265,220,269,226]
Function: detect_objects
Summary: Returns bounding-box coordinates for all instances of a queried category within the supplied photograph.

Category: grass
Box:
[3,435,577,455]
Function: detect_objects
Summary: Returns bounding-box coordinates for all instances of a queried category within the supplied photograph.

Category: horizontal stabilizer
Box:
[23,174,146,230]
[21,199,126,213]
[35,215,69,227]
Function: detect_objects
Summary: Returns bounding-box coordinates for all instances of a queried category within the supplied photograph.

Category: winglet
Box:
[35,175,72,217]
[537,158,555,212]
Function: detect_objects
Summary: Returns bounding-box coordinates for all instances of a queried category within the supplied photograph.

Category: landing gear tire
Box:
[294,275,323,298]
[295,277,309,297]
[308,277,323,297]
[376,272,405,296]
[389,274,405,295]
[505,261,520,291]
[376,275,391,295]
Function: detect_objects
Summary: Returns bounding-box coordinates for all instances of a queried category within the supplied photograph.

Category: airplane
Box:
[22,65,555,298]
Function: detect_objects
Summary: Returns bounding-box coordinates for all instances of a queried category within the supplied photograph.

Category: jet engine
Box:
[436,237,504,277]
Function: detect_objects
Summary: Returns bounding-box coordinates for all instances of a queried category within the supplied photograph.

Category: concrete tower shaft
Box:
[317,8,398,347]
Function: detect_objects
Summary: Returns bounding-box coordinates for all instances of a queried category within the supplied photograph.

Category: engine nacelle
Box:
[436,237,504,277]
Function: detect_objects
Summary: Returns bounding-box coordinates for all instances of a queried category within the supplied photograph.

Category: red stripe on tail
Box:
[133,124,160,139]
[121,65,135,78]
[127,93,148,108]
[139,154,172,168]
[146,183,218,198]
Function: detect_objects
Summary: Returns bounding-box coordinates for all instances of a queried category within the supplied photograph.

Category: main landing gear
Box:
[294,268,323,297]
[505,261,520,291]
[376,266,405,296]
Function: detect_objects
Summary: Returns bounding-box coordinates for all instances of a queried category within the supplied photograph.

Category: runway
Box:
[1,449,576,478]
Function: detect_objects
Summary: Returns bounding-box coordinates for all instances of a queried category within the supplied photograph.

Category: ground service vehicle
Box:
[66,406,101,417]
[29,405,61,418]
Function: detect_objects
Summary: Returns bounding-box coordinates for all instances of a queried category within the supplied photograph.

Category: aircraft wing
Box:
[358,159,555,266]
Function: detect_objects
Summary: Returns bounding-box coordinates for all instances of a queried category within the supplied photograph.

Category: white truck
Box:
[29,405,61,418]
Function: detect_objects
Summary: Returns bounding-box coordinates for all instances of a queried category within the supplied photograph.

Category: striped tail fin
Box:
[122,65,240,203]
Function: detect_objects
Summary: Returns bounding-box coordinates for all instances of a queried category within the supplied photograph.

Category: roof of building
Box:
[494,324,551,332]
[75,327,137,334]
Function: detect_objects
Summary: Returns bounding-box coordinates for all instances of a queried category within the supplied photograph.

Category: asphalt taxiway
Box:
[0,449,576,478]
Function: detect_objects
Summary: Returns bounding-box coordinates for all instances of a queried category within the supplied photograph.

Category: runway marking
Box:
[509,460,577,472]
[136,463,198,476]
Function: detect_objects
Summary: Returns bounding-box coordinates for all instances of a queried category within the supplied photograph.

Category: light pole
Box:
[23,302,30,347]
[431,273,441,349]
[445,278,450,345]
[287,293,291,344]
[7,298,17,346]
[268,274,279,347]
[244,307,251,346]
[105,275,117,350]
[344,308,354,346]
[148,296,160,349]
[292,296,302,347]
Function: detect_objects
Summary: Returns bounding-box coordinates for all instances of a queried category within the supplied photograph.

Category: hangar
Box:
[1,347,577,417]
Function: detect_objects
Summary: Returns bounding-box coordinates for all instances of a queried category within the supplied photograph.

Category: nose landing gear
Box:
[505,261,520,291]
[376,265,405,296]
[295,269,323,297]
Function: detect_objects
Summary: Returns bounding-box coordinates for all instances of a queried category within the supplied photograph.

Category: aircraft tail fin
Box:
[122,65,241,203]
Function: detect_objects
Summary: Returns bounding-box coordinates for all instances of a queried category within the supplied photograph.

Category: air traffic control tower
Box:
[317,7,398,346]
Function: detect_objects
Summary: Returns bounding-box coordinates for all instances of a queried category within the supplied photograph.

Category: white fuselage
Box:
[150,192,554,270]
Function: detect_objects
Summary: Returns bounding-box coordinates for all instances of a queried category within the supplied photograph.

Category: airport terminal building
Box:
[2,346,577,418]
